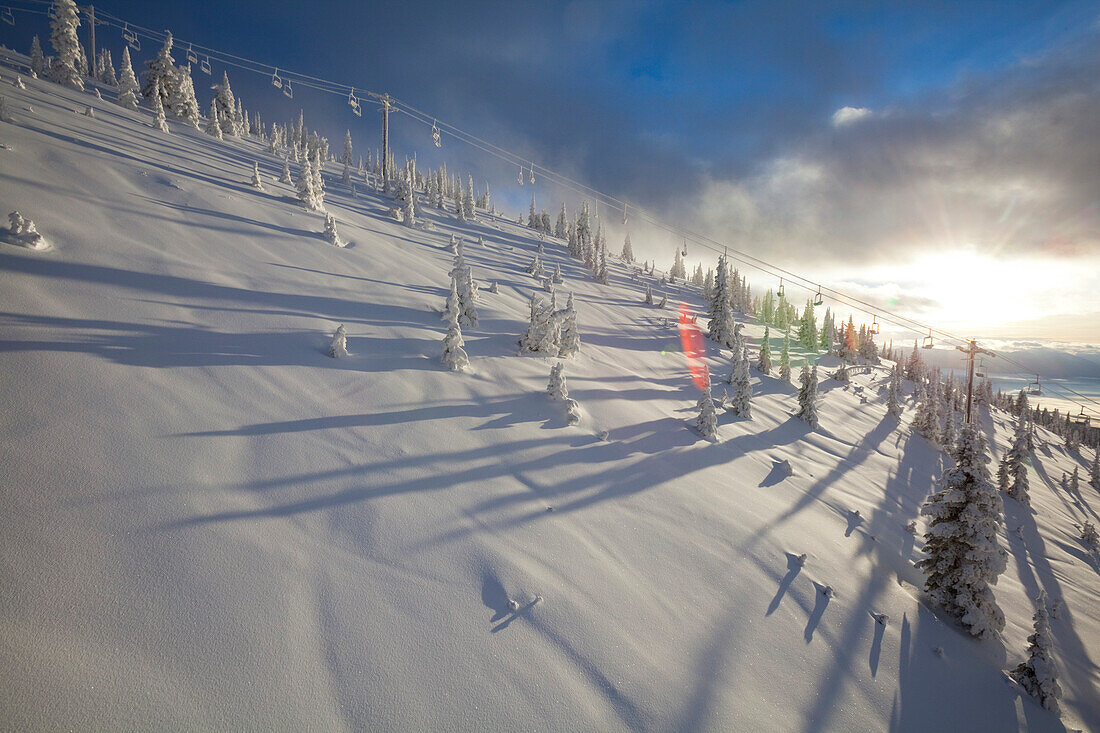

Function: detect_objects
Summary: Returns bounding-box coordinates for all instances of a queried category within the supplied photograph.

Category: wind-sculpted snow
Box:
[0,50,1097,731]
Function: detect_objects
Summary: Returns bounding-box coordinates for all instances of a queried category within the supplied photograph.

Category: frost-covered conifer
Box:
[832,361,849,383]
[918,422,1007,639]
[558,293,580,358]
[886,362,903,418]
[8,211,46,248]
[526,254,544,278]
[644,285,654,305]
[1070,466,1080,493]
[941,413,957,456]
[547,362,569,400]
[756,325,773,375]
[520,294,559,353]
[203,98,223,138]
[141,32,177,106]
[329,324,349,358]
[658,293,667,308]
[1010,591,1062,713]
[441,292,470,372]
[449,241,479,327]
[1091,451,1100,491]
[14,76,26,90]
[48,0,84,90]
[796,364,819,428]
[250,161,264,190]
[729,345,753,418]
[30,35,47,78]
[151,81,170,133]
[296,156,320,210]
[115,47,140,110]
[212,72,237,136]
[279,157,291,183]
[1003,415,1031,505]
[779,330,791,382]
[1082,520,1100,555]
[708,255,737,348]
[913,382,940,444]
[621,233,634,263]
[323,214,345,247]
[170,64,201,128]
[696,382,719,440]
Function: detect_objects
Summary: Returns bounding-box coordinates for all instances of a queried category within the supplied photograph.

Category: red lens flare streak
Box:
[678,303,709,391]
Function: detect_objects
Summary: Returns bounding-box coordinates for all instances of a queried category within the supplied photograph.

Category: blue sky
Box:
[5,1,1098,339]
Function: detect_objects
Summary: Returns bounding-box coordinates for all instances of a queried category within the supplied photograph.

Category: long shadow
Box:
[765,553,804,616]
[804,583,831,642]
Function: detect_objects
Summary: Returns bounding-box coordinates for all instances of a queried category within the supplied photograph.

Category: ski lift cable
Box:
[27,4,1097,417]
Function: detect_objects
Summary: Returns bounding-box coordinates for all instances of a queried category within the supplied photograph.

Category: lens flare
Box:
[679,303,709,391]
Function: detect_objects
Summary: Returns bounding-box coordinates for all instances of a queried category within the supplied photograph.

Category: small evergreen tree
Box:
[729,345,753,418]
[323,214,345,247]
[912,382,940,444]
[1091,450,1100,491]
[141,32,176,106]
[918,422,1007,639]
[203,98,222,139]
[150,81,169,133]
[48,0,84,90]
[708,255,737,348]
[886,362,903,418]
[116,47,140,110]
[558,293,580,358]
[1010,590,1062,714]
[279,157,292,183]
[1003,415,1031,505]
[296,156,319,210]
[796,364,819,428]
[621,234,634,263]
[441,293,469,372]
[779,330,791,382]
[644,285,654,305]
[96,48,117,86]
[213,72,237,136]
[696,382,719,440]
[169,64,201,128]
[30,35,47,78]
[449,241,479,327]
[756,326,772,375]
[329,324,349,358]
[250,161,265,190]
[832,361,850,383]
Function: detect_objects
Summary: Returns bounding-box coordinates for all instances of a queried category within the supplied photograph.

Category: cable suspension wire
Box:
[5,2,1096,422]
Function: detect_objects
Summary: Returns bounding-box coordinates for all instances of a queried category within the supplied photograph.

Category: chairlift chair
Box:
[922,328,934,349]
[122,24,140,51]
[432,121,441,148]
[529,165,535,185]
[777,278,785,298]
[975,359,987,379]
[870,316,880,335]
[1,7,15,26]
[1027,376,1042,396]
[271,68,283,89]
[200,55,212,75]
[517,165,524,185]
[622,203,628,225]
[351,104,362,117]
[681,239,687,257]
[283,80,293,99]
[1073,407,1090,426]
[813,288,823,306]
[186,43,198,65]
[348,88,360,110]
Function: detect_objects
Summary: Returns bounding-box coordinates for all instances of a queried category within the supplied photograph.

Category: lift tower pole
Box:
[956,340,995,424]
[380,93,392,192]
[86,5,95,74]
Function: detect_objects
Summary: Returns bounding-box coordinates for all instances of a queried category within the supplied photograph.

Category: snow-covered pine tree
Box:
[233,98,246,137]
[204,98,222,139]
[917,421,1007,639]
[696,381,719,440]
[547,362,569,401]
[797,301,817,350]
[1091,450,1100,491]
[941,413,957,456]
[170,64,201,128]
[449,241,479,327]
[796,364,820,428]
[30,35,47,78]
[887,362,903,418]
[463,175,475,219]
[558,292,580,358]
[644,285,654,305]
[311,149,326,210]
[150,81,170,133]
[341,130,353,183]
[671,247,686,281]
[250,161,264,190]
[48,0,84,90]
[1003,415,1031,505]
[756,325,773,375]
[708,254,737,348]
[296,156,320,211]
[729,344,753,418]
[213,72,237,136]
[621,233,634,263]
[279,157,291,183]
[912,381,940,444]
[1010,590,1062,713]
[596,232,609,284]
[329,325,349,358]
[116,47,141,110]
[323,214,345,247]
[96,48,117,86]
[441,290,470,372]
[658,292,667,308]
[779,330,791,382]
[520,294,560,354]
[906,341,925,381]
[141,32,176,106]
[526,254,545,279]
[832,361,849,383]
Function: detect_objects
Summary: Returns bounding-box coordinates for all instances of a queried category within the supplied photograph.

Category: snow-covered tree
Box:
[296,156,321,211]
[797,301,817,351]
[96,48,117,86]
[621,233,634,263]
[449,241,479,327]
[203,98,223,138]
[441,289,469,372]
[520,294,560,354]
[657,292,667,309]
[886,362,903,418]
[729,344,753,418]
[48,0,84,90]
[696,382,719,440]
[115,47,140,110]
[248,162,264,191]
[832,361,850,383]
[141,32,176,106]
[150,81,169,133]
[912,382,940,444]
[30,35,47,78]
[170,64,201,128]
[941,413,957,457]
[212,72,238,136]
[796,364,819,428]
[558,292,580,358]
[279,157,291,183]
[323,214,345,247]
[644,285,654,305]
[917,422,1007,639]
[1000,415,1031,505]
[779,330,791,382]
[756,325,773,375]
[547,362,569,401]
[526,254,544,279]
[670,247,686,281]
[329,324,349,358]
[1010,591,1062,713]
[1091,451,1100,491]
[708,255,737,348]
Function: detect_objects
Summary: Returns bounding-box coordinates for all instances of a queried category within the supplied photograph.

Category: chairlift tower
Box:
[379,93,393,190]
[956,340,995,424]
[85,5,95,72]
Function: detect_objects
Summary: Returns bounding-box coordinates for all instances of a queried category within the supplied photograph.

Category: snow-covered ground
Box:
[1,56,1098,731]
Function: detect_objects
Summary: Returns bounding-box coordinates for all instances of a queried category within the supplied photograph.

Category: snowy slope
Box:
[2,57,1099,732]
